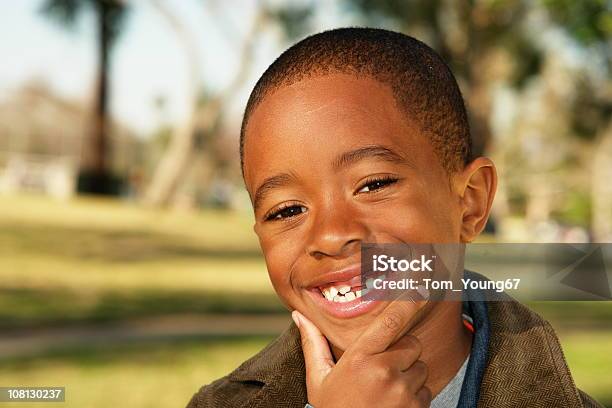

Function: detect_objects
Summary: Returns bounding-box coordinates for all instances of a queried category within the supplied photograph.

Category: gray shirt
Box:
[430,354,470,408]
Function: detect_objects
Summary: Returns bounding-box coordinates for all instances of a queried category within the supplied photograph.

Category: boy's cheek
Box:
[266,271,295,310]
[264,257,305,311]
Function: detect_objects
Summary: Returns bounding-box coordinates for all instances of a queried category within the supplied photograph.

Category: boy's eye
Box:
[265,205,307,221]
[357,176,399,193]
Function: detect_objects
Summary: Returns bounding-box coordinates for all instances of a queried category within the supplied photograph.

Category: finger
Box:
[401,360,428,393]
[379,335,422,371]
[352,289,428,355]
[292,310,335,388]
[385,333,422,353]
[416,386,432,407]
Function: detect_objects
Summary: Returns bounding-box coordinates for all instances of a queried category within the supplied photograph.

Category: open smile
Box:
[304,264,388,318]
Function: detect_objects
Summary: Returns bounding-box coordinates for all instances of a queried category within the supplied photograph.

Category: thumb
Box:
[292,310,334,389]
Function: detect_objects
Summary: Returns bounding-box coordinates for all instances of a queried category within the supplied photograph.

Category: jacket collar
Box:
[229,292,584,407]
[228,324,308,407]
[478,299,583,407]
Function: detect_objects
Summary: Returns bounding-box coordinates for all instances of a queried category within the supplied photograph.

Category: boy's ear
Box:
[454,157,497,242]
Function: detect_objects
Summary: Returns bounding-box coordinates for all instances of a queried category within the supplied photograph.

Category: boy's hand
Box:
[292,293,431,408]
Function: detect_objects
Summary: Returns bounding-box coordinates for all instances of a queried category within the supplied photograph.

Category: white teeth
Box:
[322,283,370,303]
[322,288,332,301]
[324,288,366,303]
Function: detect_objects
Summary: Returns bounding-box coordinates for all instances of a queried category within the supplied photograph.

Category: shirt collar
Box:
[458,271,491,407]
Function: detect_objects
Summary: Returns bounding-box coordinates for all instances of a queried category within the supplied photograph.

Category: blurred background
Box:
[0,0,610,407]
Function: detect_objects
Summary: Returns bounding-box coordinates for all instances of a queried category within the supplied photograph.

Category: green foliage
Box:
[349,0,441,29]
[40,0,128,44]
[541,0,611,45]
[345,0,610,72]
[507,186,528,216]
[264,2,315,40]
[39,0,83,26]
[552,190,592,227]
[506,34,544,89]
[570,78,612,140]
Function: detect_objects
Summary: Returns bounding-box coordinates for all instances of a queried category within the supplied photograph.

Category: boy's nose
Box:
[306,203,370,259]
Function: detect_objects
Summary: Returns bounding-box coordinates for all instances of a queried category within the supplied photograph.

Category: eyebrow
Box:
[332,145,410,170]
[252,145,410,212]
[253,172,296,212]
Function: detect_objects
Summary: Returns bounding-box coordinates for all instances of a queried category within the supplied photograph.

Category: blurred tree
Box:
[345,0,610,155]
[41,0,128,195]
[592,122,612,241]
[142,0,205,206]
[542,0,611,46]
[344,0,528,156]
[144,1,314,207]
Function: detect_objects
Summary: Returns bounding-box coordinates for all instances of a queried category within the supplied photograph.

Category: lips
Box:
[304,264,388,318]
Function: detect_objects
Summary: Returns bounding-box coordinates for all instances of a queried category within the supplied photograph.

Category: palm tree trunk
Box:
[79,1,113,194]
[94,1,110,176]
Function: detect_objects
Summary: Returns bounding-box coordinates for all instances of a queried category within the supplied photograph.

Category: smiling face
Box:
[242,73,492,350]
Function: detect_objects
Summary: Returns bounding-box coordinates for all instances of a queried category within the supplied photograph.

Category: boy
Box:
[187,28,602,408]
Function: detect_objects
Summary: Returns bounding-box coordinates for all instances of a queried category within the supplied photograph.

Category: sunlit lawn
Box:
[0,194,610,406]
[0,332,609,408]
[0,337,274,408]
[0,194,284,328]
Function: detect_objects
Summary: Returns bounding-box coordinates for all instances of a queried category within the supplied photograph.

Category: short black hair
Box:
[240,27,472,174]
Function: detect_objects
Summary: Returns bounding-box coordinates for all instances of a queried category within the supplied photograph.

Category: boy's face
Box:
[243,74,483,350]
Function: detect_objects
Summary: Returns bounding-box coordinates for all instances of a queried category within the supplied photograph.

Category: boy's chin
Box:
[319,320,373,355]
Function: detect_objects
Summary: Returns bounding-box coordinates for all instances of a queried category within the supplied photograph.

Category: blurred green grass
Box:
[0,334,609,407]
[0,337,274,408]
[0,194,285,329]
[0,194,610,407]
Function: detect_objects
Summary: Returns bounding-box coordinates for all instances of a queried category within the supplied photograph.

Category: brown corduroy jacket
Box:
[186,298,603,408]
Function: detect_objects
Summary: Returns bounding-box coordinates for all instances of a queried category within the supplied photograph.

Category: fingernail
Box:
[291,310,301,328]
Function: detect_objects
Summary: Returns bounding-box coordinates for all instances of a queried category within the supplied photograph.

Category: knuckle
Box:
[374,363,394,383]
[417,386,432,406]
[382,311,403,333]
[392,381,410,400]
[413,360,428,378]
[403,334,422,354]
